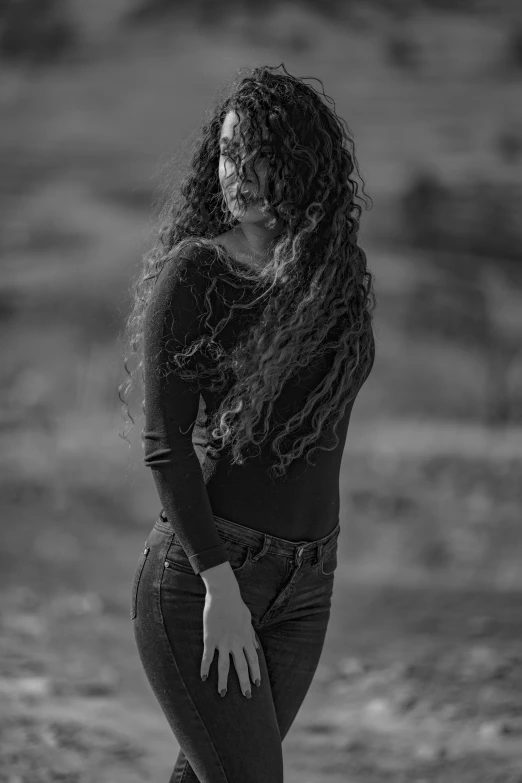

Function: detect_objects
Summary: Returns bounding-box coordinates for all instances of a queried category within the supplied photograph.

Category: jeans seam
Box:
[179,756,191,783]
[130,547,149,620]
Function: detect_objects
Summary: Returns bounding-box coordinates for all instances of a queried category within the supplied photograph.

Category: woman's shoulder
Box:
[145,240,219,340]
[170,237,216,273]
[153,238,218,295]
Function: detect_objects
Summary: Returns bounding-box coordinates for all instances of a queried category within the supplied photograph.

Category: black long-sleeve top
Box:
[142,240,375,575]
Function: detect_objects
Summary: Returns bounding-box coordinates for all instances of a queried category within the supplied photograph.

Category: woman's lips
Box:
[228,180,255,193]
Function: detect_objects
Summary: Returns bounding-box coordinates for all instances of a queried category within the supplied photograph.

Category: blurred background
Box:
[1,1,522,781]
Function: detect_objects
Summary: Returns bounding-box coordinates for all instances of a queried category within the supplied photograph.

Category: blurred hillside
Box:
[0,0,521,580]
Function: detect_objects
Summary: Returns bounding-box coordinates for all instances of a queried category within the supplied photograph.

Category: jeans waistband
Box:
[155,510,340,562]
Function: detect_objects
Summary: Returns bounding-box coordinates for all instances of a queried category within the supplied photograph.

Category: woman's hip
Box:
[132,510,338,634]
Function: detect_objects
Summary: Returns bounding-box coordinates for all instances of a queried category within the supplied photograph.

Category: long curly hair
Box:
[118,63,376,480]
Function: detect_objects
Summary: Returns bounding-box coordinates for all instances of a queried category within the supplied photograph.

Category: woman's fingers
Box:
[230,646,253,698]
[244,637,262,688]
[200,640,215,682]
[217,646,231,697]
[201,633,261,695]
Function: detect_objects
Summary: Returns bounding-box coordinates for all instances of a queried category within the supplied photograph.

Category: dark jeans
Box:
[131,509,340,783]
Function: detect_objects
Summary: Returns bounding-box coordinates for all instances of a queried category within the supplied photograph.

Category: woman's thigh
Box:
[255,603,332,742]
[170,602,331,783]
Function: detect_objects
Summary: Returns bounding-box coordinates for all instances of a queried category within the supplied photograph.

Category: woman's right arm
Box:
[142,243,261,697]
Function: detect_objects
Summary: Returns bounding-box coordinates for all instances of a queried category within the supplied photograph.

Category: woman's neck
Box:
[234,224,283,263]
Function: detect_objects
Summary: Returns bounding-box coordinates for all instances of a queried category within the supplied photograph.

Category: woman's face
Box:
[218,109,279,225]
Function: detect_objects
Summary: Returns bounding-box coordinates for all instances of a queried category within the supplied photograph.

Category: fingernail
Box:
[201,675,207,682]
[244,689,251,699]
[255,678,261,687]
[220,688,227,697]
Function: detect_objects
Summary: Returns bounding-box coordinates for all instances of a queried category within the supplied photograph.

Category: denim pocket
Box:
[165,537,252,575]
[222,538,253,574]
[130,545,150,620]
[319,541,338,578]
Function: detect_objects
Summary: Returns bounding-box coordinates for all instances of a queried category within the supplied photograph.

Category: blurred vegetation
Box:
[0,0,76,64]
[401,173,522,423]
[402,175,522,260]
[127,0,522,24]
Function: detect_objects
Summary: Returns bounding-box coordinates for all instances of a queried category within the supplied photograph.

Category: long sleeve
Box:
[142,244,229,575]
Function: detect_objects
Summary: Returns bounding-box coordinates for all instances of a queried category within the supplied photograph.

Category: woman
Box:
[119,63,376,783]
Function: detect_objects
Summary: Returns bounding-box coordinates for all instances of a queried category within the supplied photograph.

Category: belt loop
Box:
[317,542,323,568]
[251,534,271,563]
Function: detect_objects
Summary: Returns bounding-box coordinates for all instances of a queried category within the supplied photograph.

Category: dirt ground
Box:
[2,460,522,783]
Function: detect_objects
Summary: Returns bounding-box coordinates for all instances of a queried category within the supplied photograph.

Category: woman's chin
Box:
[239,211,271,225]
[230,203,265,223]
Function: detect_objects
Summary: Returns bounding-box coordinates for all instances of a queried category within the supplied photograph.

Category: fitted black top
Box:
[142,240,375,575]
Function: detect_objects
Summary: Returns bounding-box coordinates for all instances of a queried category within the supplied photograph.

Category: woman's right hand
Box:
[200,561,261,698]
